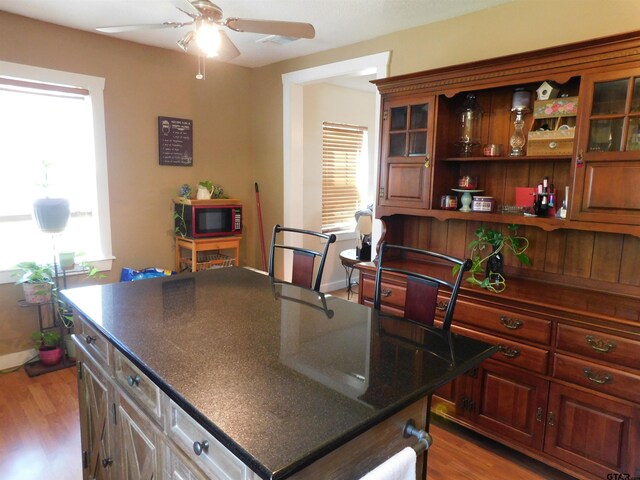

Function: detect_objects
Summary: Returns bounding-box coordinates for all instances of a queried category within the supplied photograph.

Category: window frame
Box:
[0,60,113,284]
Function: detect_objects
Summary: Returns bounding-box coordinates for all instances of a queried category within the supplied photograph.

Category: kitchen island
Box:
[62,267,496,479]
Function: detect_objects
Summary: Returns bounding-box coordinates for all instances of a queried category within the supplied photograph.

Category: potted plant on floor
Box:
[32,331,63,366]
[14,261,55,304]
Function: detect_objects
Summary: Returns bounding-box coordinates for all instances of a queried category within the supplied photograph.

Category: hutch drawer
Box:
[114,348,162,424]
[360,275,406,310]
[556,323,640,370]
[552,353,640,404]
[452,325,549,375]
[455,301,552,345]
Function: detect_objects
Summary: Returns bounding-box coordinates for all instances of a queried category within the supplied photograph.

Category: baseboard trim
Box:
[0,349,37,370]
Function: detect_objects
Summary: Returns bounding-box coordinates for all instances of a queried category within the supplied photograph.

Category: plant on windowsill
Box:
[454,224,531,293]
[31,330,63,366]
[14,259,103,325]
[14,261,55,304]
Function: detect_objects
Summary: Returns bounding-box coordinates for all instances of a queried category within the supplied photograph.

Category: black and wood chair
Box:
[374,242,472,330]
[268,224,337,292]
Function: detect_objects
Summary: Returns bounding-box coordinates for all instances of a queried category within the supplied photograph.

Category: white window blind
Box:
[322,122,367,233]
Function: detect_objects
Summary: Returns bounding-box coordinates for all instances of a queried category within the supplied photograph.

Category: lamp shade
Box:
[355,214,372,235]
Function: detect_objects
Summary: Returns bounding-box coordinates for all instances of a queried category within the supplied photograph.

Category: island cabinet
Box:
[357,264,640,480]
[74,322,226,480]
[63,267,502,480]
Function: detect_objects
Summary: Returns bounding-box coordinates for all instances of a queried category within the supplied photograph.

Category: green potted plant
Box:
[455,224,531,293]
[31,330,63,366]
[33,161,70,234]
[14,261,55,304]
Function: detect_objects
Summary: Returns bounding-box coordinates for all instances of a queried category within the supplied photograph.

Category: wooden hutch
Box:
[357,31,640,479]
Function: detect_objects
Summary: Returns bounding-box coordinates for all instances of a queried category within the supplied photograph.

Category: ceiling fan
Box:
[97,0,315,75]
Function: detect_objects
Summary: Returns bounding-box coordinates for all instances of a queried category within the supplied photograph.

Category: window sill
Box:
[0,256,114,286]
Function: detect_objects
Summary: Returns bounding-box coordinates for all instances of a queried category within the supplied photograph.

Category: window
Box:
[0,61,112,281]
[321,122,368,233]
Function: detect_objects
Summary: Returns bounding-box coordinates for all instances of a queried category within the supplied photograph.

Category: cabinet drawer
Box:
[553,353,640,403]
[452,325,549,375]
[77,318,112,373]
[361,276,406,310]
[556,323,640,370]
[114,348,162,423]
[165,399,250,480]
[455,301,551,345]
[163,439,208,480]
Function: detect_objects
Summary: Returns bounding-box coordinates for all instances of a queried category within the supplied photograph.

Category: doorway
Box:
[281,52,389,290]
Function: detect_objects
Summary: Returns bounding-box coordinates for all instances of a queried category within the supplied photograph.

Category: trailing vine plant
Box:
[454,224,531,293]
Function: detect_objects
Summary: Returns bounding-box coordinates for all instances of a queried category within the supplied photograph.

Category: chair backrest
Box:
[268,224,337,292]
[374,242,472,331]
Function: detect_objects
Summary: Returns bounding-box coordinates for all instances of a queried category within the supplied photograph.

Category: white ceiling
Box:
[0,0,514,68]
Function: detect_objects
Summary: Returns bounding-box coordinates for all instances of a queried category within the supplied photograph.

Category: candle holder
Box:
[509,88,531,157]
[455,93,483,156]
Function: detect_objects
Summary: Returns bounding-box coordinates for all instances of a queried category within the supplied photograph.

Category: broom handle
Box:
[255,182,267,271]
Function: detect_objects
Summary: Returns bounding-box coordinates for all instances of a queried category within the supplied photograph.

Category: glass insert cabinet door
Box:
[572,69,640,225]
[586,73,640,153]
[378,96,435,210]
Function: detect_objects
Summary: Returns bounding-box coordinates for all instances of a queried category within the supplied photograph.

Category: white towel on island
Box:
[358,447,417,480]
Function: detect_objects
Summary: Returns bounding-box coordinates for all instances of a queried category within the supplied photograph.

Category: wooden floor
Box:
[0,362,576,480]
[0,286,576,480]
[0,366,81,480]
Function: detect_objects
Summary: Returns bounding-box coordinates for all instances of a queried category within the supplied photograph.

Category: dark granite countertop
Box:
[61,267,495,479]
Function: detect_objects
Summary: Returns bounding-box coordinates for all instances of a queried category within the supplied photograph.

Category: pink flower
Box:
[545,107,554,115]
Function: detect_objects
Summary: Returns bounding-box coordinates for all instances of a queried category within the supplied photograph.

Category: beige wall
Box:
[1,0,639,358]
[0,11,253,357]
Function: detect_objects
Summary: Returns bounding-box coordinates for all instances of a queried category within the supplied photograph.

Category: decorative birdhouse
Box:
[536,81,559,100]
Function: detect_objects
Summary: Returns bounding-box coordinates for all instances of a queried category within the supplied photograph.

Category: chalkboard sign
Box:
[158,116,193,166]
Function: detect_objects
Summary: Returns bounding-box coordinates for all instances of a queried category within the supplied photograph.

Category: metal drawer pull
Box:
[499,316,523,330]
[435,301,448,311]
[85,335,96,344]
[498,345,520,359]
[585,335,616,353]
[102,457,113,468]
[380,288,392,297]
[583,368,613,385]
[127,375,141,387]
[193,440,209,456]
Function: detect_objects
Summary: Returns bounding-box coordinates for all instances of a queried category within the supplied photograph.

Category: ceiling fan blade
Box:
[169,0,201,18]
[97,22,192,33]
[216,30,241,61]
[225,18,315,39]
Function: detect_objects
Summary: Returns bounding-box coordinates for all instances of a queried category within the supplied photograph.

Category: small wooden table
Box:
[339,248,360,299]
[175,236,241,272]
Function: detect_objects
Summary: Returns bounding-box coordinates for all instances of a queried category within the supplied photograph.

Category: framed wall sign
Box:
[158,116,193,166]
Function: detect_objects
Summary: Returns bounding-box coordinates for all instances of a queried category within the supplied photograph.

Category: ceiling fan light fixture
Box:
[195,20,221,58]
[177,31,194,52]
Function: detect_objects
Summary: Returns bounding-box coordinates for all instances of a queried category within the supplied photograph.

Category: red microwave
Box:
[175,203,242,238]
